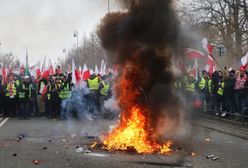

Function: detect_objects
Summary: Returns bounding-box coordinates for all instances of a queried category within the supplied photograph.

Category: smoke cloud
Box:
[97,0,184,141]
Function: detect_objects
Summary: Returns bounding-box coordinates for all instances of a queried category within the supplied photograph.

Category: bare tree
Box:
[0,52,20,68]
[61,32,108,70]
[179,0,248,58]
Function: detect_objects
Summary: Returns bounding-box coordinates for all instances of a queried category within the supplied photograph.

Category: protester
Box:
[98,75,112,118]
[4,73,17,117]
[18,76,32,119]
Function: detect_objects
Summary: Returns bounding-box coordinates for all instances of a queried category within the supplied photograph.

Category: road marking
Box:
[0,118,9,128]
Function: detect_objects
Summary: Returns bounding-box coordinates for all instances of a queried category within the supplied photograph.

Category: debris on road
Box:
[76,147,84,153]
[12,153,17,157]
[32,160,40,165]
[76,147,92,154]
[206,154,215,159]
[17,135,25,142]
[205,138,211,142]
[185,163,193,167]
[191,152,196,157]
[43,147,47,150]
[212,156,220,161]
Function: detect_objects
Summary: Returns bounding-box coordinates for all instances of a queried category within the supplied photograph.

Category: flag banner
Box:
[182,48,205,59]
[240,52,248,68]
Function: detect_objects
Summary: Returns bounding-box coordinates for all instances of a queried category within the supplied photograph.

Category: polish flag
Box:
[20,64,25,75]
[41,55,47,74]
[240,52,248,69]
[30,61,41,79]
[82,64,90,81]
[182,48,205,59]
[100,60,105,75]
[48,59,54,75]
[1,64,7,84]
[205,55,216,75]
[8,64,13,74]
[202,38,214,54]
[94,64,99,75]
[72,59,77,84]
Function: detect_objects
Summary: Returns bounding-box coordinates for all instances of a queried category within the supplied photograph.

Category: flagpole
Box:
[210,54,224,71]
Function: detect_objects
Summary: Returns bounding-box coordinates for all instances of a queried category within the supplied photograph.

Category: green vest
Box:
[185,81,195,93]
[199,77,206,90]
[88,77,99,91]
[100,81,110,96]
[5,83,17,97]
[217,82,225,96]
[59,83,71,99]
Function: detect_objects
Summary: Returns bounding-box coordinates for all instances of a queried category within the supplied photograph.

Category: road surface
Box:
[0,116,247,168]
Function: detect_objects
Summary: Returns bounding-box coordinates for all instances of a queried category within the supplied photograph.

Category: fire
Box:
[90,142,97,148]
[103,106,172,154]
[103,64,172,154]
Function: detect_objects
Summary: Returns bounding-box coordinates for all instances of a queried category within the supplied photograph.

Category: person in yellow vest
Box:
[4,73,17,117]
[18,76,32,119]
[59,74,73,120]
[216,71,225,116]
[185,74,196,101]
[98,75,112,118]
[197,70,209,112]
[86,74,100,114]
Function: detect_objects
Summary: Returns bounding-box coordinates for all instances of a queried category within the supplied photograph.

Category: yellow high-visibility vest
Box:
[87,77,99,91]
[100,81,110,96]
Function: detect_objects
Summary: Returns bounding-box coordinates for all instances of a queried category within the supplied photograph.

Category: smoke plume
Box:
[97,0,182,141]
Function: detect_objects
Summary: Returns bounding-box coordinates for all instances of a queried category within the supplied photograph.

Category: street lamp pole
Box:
[73,31,79,58]
[62,48,66,62]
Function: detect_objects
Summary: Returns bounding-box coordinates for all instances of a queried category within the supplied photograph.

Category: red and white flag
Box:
[182,48,205,59]
[72,59,77,84]
[48,59,54,75]
[94,64,99,74]
[240,52,248,69]
[205,55,216,75]
[1,64,7,84]
[30,61,41,79]
[41,55,47,74]
[202,38,214,54]
[82,63,90,81]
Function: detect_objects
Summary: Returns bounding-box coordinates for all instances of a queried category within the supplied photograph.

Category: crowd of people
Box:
[178,67,248,119]
[1,64,248,122]
[0,69,113,120]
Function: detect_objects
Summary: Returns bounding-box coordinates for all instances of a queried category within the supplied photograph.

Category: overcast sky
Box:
[0,0,116,65]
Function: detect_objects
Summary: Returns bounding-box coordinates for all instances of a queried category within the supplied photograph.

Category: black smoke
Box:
[97,0,182,140]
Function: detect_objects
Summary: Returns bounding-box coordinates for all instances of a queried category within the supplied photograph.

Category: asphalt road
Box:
[0,116,248,168]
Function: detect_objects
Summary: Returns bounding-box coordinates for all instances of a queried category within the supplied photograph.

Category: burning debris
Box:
[97,0,182,154]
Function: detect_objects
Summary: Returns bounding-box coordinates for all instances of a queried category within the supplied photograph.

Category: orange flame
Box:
[103,64,172,154]
[90,142,97,148]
